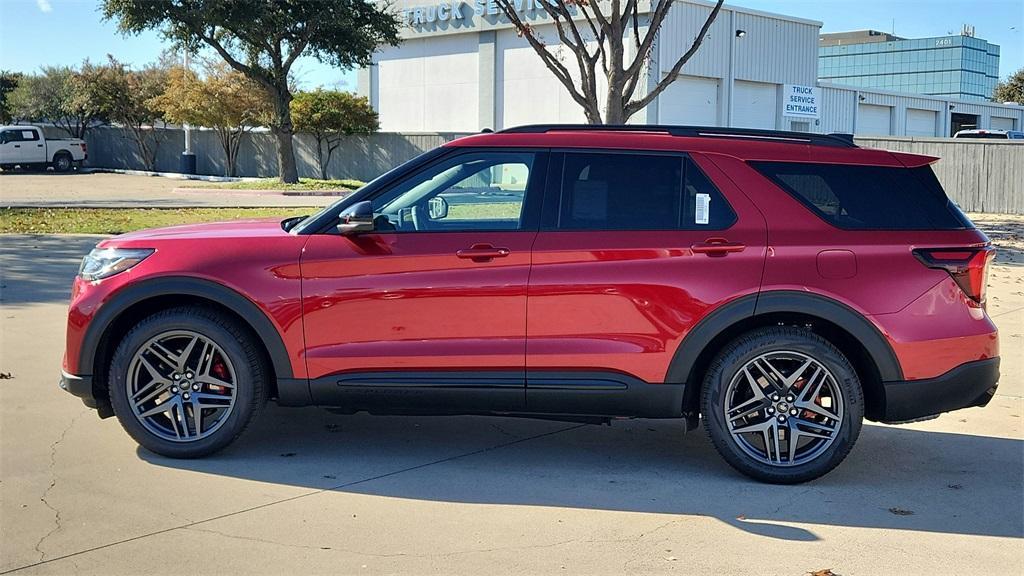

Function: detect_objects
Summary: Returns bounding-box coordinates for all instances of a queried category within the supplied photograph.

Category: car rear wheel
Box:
[52,153,73,172]
[701,326,863,483]
[108,307,267,458]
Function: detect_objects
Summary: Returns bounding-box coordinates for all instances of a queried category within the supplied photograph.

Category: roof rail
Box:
[499,124,858,148]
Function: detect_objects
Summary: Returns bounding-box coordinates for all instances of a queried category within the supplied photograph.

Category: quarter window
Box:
[554,153,735,231]
[752,161,971,230]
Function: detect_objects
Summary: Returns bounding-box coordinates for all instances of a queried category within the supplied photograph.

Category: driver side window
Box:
[371,151,535,232]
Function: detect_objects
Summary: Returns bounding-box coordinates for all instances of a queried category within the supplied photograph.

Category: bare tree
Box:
[495,0,724,124]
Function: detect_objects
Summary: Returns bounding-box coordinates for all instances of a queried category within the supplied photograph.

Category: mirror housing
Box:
[337,201,375,235]
[427,196,449,220]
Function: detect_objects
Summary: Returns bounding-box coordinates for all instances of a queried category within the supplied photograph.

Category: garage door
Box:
[659,76,719,126]
[991,116,1016,131]
[732,81,777,129]
[857,104,892,136]
[905,108,937,137]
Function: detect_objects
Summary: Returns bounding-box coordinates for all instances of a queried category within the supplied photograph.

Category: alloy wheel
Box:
[126,330,237,442]
[723,350,844,467]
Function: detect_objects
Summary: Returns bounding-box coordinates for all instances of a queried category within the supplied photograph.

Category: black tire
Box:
[52,153,73,172]
[108,306,268,458]
[701,326,864,484]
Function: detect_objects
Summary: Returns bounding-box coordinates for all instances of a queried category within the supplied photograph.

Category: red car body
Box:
[62,127,999,429]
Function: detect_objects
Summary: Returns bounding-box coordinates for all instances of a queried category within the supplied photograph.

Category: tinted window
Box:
[555,153,735,231]
[371,151,534,232]
[752,162,971,230]
[956,132,1008,139]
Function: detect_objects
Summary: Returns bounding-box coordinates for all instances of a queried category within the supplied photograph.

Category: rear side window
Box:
[554,153,736,231]
[751,162,971,230]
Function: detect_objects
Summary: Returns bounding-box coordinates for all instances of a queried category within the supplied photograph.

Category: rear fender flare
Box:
[666,290,902,394]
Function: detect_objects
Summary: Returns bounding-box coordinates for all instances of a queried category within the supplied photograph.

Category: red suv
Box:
[61,125,999,483]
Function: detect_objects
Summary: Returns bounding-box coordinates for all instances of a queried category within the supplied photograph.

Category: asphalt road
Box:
[0,233,1021,575]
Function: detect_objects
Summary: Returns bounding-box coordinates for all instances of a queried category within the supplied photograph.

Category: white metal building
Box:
[357,0,1024,135]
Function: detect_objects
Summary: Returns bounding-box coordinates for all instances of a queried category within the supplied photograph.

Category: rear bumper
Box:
[881,357,999,423]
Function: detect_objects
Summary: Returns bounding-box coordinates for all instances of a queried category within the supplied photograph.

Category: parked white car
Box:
[0,125,88,172]
[953,129,1024,140]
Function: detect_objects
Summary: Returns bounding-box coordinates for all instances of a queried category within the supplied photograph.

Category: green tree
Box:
[95,56,170,171]
[103,0,401,183]
[7,65,111,138]
[291,89,378,180]
[154,61,271,176]
[0,71,21,124]
[993,68,1024,103]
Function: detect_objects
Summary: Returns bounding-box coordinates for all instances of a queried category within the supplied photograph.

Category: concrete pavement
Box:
[0,173,336,208]
[0,232,1021,575]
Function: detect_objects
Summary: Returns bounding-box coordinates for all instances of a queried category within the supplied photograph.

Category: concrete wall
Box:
[81,127,466,182]
[855,136,1024,214]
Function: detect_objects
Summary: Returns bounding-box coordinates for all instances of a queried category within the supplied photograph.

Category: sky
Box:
[1,0,1021,91]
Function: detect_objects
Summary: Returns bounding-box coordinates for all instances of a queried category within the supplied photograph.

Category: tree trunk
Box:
[270,86,299,184]
[315,136,328,180]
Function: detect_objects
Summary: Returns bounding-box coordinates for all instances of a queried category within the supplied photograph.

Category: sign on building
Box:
[783,85,819,119]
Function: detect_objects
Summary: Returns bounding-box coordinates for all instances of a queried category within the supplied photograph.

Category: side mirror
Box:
[427,196,449,220]
[337,201,375,235]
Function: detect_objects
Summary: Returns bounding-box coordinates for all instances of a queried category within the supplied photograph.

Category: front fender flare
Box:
[79,276,294,381]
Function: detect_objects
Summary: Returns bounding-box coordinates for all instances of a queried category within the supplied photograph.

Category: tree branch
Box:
[624,0,724,117]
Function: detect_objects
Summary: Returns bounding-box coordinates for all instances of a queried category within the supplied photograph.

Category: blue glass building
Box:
[819,30,1000,101]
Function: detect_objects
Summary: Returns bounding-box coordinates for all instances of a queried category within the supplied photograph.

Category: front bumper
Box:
[881,357,999,423]
[59,370,112,417]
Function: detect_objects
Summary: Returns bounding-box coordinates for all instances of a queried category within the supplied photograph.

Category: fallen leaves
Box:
[888,507,915,516]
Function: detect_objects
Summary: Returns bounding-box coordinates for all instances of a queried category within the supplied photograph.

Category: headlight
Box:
[79,248,154,281]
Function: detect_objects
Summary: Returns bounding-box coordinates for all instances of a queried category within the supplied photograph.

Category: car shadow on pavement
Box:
[0,235,100,306]
[139,404,1024,542]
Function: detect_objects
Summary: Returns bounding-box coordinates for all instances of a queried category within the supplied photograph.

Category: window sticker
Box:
[696,193,711,225]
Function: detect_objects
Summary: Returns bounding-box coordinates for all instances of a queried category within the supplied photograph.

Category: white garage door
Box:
[658,76,720,126]
[905,108,937,137]
[857,104,892,135]
[733,81,777,129]
[991,116,1016,131]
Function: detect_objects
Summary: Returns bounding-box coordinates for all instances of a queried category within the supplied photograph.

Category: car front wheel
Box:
[108,307,267,458]
[701,326,863,483]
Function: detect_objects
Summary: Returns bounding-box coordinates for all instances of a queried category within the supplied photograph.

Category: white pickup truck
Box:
[0,125,87,172]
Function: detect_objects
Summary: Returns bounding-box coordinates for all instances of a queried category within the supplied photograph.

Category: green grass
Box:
[0,208,313,235]
[447,203,521,219]
[200,178,364,191]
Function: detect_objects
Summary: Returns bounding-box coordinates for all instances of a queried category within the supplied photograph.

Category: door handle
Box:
[36,144,43,147]
[456,243,511,262]
[13,144,20,148]
[692,237,746,256]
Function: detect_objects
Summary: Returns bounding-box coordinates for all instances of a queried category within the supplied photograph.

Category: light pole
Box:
[179,50,197,175]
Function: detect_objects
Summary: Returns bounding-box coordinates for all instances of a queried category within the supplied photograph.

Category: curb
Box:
[172,187,352,198]
[80,168,258,183]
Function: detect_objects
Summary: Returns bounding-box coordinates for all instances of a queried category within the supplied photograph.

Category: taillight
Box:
[80,143,87,153]
[913,247,995,306]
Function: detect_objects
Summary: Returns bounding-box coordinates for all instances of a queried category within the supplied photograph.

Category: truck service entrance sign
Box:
[783,85,819,119]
